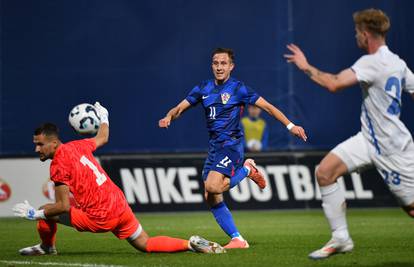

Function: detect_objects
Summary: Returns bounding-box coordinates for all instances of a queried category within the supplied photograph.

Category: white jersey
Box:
[351,45,414,156]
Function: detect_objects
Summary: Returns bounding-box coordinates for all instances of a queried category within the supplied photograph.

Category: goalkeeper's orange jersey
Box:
[50,138,127,222]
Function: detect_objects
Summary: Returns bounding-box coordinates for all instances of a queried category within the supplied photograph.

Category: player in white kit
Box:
[284,8,414,259]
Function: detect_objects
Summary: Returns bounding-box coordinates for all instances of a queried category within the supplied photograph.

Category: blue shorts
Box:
[202,141,244,180]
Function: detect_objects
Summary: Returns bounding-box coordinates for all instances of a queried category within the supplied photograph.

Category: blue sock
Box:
[211,202,240,238]
[229,166,249,188]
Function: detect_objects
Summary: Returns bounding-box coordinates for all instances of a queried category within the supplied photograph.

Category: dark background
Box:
[1,0,413,155]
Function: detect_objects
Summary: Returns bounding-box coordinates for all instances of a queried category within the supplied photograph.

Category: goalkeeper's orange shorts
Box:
[69,205,140,239]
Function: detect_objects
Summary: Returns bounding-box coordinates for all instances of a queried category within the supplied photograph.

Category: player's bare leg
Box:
[316,153,348,187]
[204,171,230,193]
[128,228,150,252]
[309,153,354,260]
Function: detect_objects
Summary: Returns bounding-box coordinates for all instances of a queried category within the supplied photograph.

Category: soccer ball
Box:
[68,103,101,135]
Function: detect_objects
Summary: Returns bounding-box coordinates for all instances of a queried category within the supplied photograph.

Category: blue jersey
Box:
[186,77,260,145]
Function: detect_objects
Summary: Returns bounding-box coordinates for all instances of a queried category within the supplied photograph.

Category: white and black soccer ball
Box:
[68,103,101,135]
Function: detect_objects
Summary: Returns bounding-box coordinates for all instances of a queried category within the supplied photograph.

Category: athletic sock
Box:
[229,167,249,188]
[232,236,245,241]
[37,219,57,247]
[145,236,189,252]
[320,182,350,242]
[211,202,240,238]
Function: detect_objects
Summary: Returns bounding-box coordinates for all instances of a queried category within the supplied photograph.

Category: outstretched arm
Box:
[94,102,109,149]
[159,99,192,128]
[41,184,71,217]
[12,184,70,220]
[284,43,358,92]
[255,97,307,141]
[94,123,109,149]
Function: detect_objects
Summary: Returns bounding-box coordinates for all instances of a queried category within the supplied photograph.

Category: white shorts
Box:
[331,132,414,206]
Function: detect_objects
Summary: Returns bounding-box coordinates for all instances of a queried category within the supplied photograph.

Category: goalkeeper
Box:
[13,102,224,255]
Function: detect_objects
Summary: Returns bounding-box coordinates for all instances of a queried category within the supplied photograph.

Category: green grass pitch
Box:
[0,208,413,267]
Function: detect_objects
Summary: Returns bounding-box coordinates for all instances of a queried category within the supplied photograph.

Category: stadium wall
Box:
[1,0,414,155]
[0,152,398,217]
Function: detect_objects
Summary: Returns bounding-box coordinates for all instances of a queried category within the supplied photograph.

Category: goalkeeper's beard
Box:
[38,153,48,162]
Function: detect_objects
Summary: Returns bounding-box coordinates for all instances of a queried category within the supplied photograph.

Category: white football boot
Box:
[19,244,57,256]
[308,238,354,260]
[189,236,226,254]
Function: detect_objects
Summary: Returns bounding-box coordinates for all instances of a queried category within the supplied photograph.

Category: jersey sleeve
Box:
[71,138,97,153]
[351,55,377,84]
[240,85,260,104]
[185,85,202,106]
[404,67,414,94]
[50,155,71,186]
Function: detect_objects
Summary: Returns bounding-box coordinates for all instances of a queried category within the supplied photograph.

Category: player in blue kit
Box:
[159,48,307,249]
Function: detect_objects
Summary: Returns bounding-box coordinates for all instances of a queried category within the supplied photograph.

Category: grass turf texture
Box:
[0,209,413,267]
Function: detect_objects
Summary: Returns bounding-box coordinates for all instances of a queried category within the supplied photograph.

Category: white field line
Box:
[0,260,127,267]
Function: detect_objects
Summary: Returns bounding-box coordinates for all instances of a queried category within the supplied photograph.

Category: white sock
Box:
[320,182,350,242]
[244,166,251,176]
[233,235,245,241]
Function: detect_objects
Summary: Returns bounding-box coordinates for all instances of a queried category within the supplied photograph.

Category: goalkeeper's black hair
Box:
[34,123,59,138]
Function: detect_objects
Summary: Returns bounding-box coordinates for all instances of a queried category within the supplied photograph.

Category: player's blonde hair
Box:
[353,8,390,38]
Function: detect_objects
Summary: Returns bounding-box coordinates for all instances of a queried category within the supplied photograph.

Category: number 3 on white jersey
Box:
[80,155,107,186]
